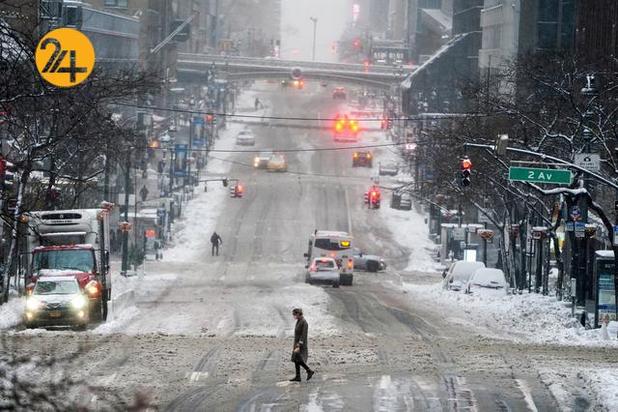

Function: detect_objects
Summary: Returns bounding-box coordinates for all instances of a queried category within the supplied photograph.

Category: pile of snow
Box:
[407,282,618,346]
[0,296,24,330]
[380,205,440,273]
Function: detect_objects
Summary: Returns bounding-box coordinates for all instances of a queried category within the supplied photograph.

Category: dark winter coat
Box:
[291,317,309,363]
[210,233,221,245]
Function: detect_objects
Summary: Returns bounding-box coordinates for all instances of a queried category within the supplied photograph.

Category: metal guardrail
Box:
[177,53,411,77]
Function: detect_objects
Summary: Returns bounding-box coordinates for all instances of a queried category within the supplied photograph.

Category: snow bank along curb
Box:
[407,282,618,346]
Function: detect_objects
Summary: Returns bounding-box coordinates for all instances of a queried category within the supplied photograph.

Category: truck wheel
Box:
[367,261,379,272]
[333,282,340,288]
[90,299,102,321]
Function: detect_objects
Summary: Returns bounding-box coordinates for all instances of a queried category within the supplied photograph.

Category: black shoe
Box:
[306,370,315,381]
[289,376,301,382]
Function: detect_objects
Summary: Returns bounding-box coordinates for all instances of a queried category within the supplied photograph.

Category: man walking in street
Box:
[210,231,222,256]
[289,308,315,382]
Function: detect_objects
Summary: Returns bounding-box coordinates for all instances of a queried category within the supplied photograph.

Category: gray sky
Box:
[281,0,353,62]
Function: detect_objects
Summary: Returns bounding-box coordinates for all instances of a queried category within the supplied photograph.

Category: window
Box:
[314,238,351,251]
[104,0,128,7]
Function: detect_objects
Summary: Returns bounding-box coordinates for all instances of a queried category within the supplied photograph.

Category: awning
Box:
[400,33,470,89]
[152,114,166,122]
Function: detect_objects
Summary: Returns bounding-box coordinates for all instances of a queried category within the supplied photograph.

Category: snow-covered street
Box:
[2,82,617,411]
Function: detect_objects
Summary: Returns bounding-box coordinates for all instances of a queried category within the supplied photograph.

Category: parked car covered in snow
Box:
[466,268,508,294]
[443,261,485,291]
[352,248,386,272]
[378,162,398,176]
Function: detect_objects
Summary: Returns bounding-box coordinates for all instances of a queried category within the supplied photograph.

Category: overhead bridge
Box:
[177,53,410,89]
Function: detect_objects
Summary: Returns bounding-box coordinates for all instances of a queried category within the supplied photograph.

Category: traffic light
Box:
[353,38,362,49]
[0,156,15,193]
[460,157,472,187]
[363,60,370,73]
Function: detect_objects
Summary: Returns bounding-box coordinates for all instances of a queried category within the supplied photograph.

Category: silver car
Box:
[24,277,90,329]
[236,130,255,145]
[305,257,340,287]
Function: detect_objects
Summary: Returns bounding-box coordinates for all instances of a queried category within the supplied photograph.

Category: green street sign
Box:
[508,166,572,185]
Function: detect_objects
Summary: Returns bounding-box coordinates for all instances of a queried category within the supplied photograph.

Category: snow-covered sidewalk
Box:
[406,281,618,346]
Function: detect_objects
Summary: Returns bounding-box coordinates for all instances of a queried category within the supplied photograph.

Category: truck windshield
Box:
[33,249,94,273]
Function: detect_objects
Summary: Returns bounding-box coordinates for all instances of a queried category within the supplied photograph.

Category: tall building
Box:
[478,0,521,76]
[411,0,453,62]
[368,0,389,36]
[575,0,618,60]
[518,0,575,54]
[217,0,281,56]
[401,0,483,115]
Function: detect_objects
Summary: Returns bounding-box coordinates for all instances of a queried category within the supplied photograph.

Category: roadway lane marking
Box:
[186,371,209,382]
[516,379,539,412]
[344,187,352,235]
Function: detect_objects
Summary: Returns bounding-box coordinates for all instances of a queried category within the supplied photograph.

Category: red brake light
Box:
[335,121,344,132]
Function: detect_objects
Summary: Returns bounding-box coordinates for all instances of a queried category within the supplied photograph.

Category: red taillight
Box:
[347,259,353,269]
[237,185,243,192]
[335,121,344,132]
[349,121,359,132]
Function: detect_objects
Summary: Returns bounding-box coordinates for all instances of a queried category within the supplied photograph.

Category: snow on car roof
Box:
[314,230,351,238]
[36,276,79,283]
[33,244,94,251]
[451,261,485,281]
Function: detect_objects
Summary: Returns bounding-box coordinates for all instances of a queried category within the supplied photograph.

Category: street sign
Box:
[192,116,204,125]
[174,144,188,177]
[574,153,600,172]
[566,222,574,232]
[508,166,572,185]
[575,221,586,238]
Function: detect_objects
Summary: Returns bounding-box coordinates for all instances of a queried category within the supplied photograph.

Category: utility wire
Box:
[115,102,502,122]
[142,141,408,153]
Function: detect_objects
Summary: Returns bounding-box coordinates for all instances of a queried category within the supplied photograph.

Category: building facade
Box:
[575,0,618,61]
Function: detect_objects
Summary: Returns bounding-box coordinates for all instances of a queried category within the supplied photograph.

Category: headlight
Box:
[71,295,88,310]
[26,297,42,312]
[85,280,101,297]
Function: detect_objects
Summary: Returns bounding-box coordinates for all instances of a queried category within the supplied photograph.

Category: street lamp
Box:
[310,17,318,61]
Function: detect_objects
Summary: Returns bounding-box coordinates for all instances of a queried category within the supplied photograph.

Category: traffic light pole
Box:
[121,149,131,277]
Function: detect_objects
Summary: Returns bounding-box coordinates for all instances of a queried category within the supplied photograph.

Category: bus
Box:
[304,230,354,285]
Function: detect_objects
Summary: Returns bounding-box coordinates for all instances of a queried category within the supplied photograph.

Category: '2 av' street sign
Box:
[508,167,572,185]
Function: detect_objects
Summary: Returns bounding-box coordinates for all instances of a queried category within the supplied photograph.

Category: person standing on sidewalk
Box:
[210,232,222,256]
[289,308,315,382]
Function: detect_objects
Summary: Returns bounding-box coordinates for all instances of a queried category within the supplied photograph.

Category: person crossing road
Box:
[210,232,222,256]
